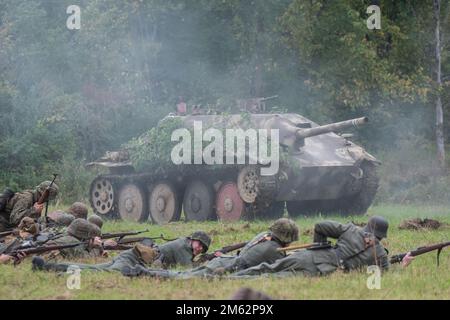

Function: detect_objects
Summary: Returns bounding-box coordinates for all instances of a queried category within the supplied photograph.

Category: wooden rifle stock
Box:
[101,229,150,240]
[197,241,248,263]
[277,241,332,252]
[10,242,84,265]
[390,241,450,266]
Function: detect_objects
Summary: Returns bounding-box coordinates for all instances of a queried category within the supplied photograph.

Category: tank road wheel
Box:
[90,178,116,218]
[148,182,181,225]
[117,183,148,222]
[237,166,259,204]
[183,180,215,221]
[341,161,380,215]
[216,182,245,222]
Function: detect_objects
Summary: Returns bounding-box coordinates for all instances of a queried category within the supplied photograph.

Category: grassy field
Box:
[0,204,449,300]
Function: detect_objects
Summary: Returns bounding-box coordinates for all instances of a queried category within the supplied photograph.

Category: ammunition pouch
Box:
[134,244,159,265]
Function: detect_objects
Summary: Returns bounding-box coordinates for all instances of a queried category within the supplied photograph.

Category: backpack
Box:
[0,188,15,211]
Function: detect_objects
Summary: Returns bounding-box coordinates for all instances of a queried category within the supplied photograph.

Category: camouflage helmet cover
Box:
[269,218,299,244]
[36,181,59,200]
[190,231,211,253]
[87,214,104,229]
[68,202,88,219]
[67,218,93,240]
[56,213,75,227]
[48,210,75,227]
[18,217,39,235]
[88,223,102,238]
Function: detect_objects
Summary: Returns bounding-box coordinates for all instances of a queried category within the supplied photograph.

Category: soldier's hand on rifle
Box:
[103,239,117,247]
[401,252,415,268]
[91,236,103,248]
[214,251,223,257]
[0,252,26,264]
[14,252,27,264]
[0,254,13,264]
[33,202,44,214]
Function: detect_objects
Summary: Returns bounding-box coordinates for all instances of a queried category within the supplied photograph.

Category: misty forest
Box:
[0,0,449,205]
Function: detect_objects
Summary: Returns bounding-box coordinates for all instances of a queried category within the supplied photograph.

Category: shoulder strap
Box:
[336,234,378,269]
[246,233,272,249]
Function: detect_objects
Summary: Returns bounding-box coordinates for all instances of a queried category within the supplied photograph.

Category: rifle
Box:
[196,241,249,264]
[101,229,150,241]
[3,235,60,253]
[116,236,167,245]
[390,241,450,266]
[101,231,175,243]
[277,241,332,252]
[37,174,58,226]
[9,242,84,265]
[102,244,134,251]
[101,235,175,251]
[0,230,15,238]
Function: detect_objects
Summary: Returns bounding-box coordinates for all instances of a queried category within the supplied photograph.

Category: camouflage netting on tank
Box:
[124,114,291,175]
[124,117,184,175]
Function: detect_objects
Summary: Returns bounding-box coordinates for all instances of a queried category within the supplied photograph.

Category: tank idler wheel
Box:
[89,177,116,218]
[148,181,181,225]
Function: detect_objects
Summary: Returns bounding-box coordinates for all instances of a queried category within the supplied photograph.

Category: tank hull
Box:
[87,112,379,222]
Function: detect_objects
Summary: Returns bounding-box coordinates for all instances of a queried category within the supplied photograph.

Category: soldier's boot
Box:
[32,256,45,271]
[121,265,140,277]
[32,256,69,272]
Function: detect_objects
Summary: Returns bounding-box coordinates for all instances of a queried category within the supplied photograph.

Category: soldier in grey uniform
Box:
[122,218,299,279]
[0,181,59,232]
[228,216,413,278]
[154,231,212,268]
[31,231,211,273]
[32,238,159,272]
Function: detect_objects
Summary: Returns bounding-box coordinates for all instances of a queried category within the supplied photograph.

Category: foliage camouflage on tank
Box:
[86,112,379,224]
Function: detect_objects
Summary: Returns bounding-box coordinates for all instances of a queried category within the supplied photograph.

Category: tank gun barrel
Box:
[296,117,368,139]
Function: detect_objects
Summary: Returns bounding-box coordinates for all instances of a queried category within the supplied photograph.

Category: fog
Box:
[0,0,448,203]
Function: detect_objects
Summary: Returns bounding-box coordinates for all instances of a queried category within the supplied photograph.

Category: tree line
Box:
[0,0,449,203]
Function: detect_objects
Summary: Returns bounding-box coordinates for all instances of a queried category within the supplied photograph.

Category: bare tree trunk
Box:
[434,0,445,168]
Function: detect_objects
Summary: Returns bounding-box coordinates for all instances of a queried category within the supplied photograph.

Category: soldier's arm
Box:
[86,247,103,258]
[0,254,13,264]
[313,221,349,242]
[378,251,390,272]
[174,248,194,267]
[9,197,38,226]
[238,242,285,271]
